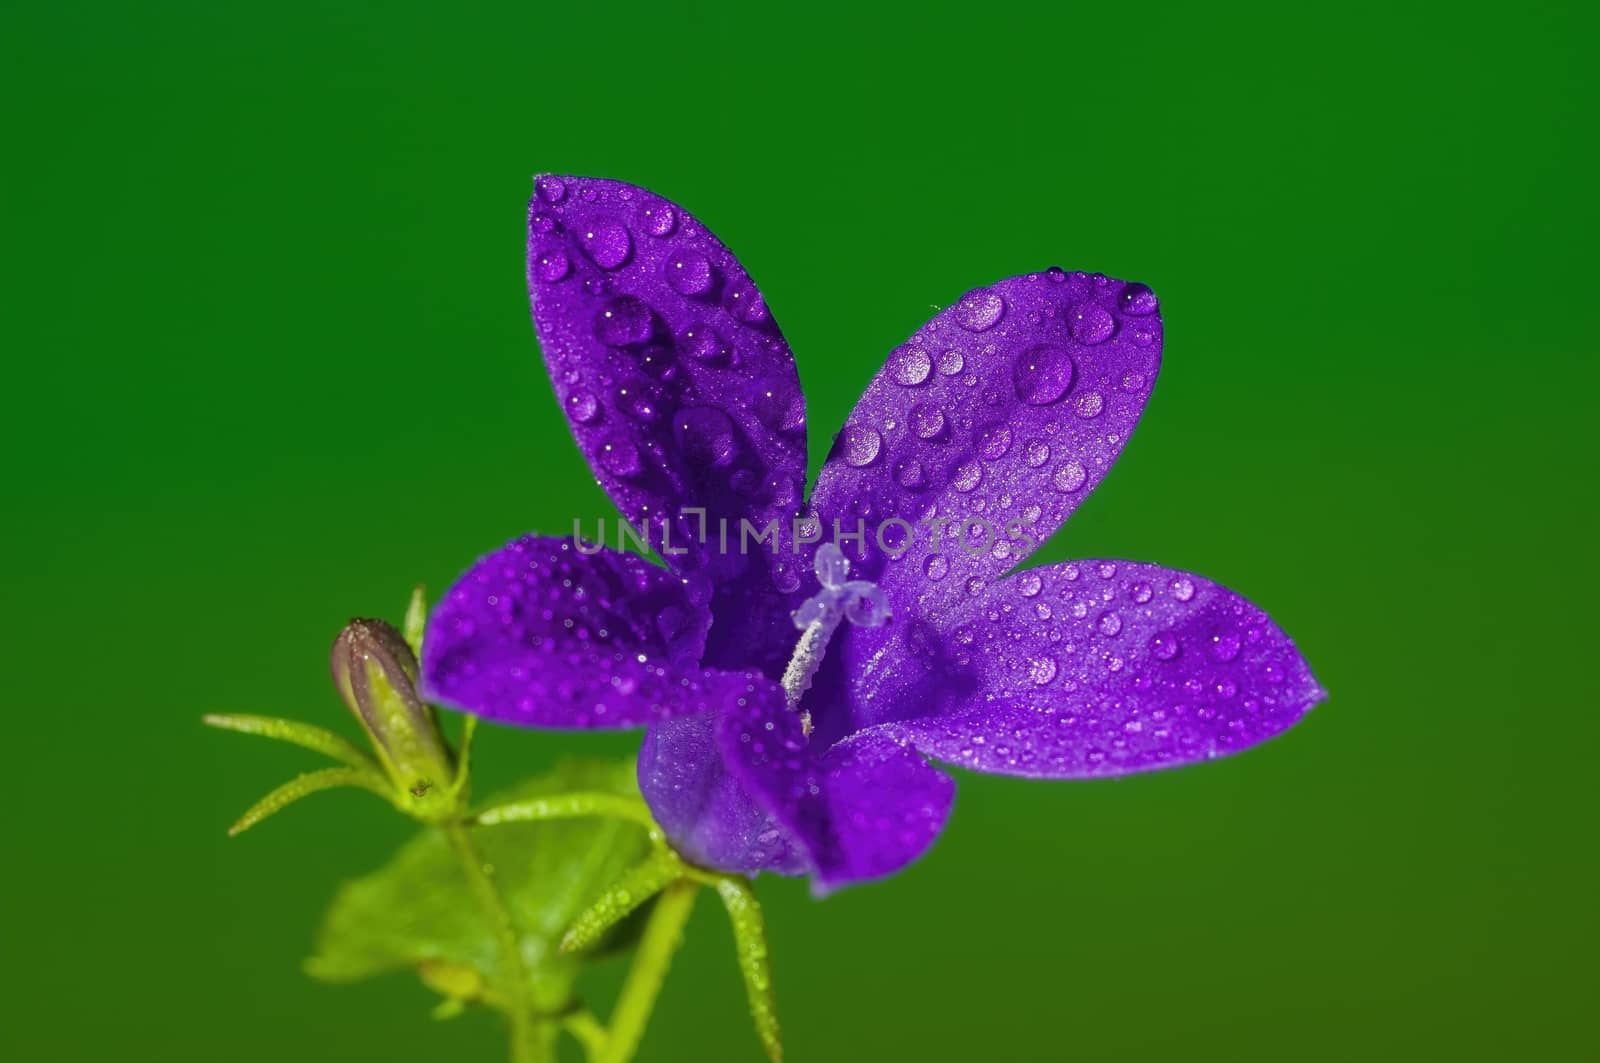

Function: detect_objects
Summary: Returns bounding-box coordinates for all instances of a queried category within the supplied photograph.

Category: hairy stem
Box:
[598,879,700,1063]
[443,821,539,1063]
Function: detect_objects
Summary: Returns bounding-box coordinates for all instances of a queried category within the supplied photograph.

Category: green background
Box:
[4,2,1596,1060]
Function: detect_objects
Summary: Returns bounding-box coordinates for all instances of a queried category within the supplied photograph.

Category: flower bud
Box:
[331,618,455,806]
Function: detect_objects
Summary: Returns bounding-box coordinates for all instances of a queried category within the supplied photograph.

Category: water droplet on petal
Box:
[954,287,1005,332]
[581,220,632,270]
[951,460,982,492]
[1120,283,1159,315]
[724,279,769,324]
[599,437,642,477]
[566,391,599,424]
[1028,656,1058,685]
[535,249,570,282]
[1013,344,1075,405]
[888,345,933,386]
[679,323,731,364]
[895,459,927,489]
[1098,611,1123,637]
[1025,440,1050,467]
[1074,391,1105,419]
[1208,631,1242,663]
[1130,581,1154,603]
[674,406,737,466]
[1068,303,1116,344]
[595,296,653,346]
[638,199,676,237]
[911,403,947,440]
[1053,461,1087,492]
[1151,633,1181,661]
[977,422,1013,461]
[938,348,965,375]
[1170,577,1196,602]
[923,554,949,581]
[536,175,567,203]
[839,425,883,467]
[665,251,714,296]
[1018,572,1043,597]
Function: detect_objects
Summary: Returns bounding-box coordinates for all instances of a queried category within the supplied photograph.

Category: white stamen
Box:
[780,543,891,737]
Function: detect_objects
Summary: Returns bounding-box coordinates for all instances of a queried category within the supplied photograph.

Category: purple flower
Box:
[422,175,1326,892]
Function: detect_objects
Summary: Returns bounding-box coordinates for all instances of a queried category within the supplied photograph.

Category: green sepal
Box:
[228,766,394,835]
[305,758,652,1014]
[403,584,427,658]
[561,849,685,954]
[713,876,783,1063]
[203,713,382,774]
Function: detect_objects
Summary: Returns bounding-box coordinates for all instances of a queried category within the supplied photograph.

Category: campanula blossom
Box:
[421,176,1326,892]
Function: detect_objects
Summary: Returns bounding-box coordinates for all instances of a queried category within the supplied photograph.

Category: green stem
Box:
[598,879,700,1063]
[442,821,537,1063]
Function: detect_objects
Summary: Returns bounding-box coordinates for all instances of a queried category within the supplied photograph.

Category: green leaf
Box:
[305,758,653,1014]
[714,876,783,1063]
[229,767,394,835]
[203,713,381,774]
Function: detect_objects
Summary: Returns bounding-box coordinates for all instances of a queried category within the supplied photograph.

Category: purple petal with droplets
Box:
[808,270,1162,616]
[836,560,1325,776]
[421,535,721,729]
[715,683,955,890]
[527,176,809,676]
[637,691,809,876]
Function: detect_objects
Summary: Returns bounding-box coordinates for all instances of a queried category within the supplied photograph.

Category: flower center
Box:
[780,542,891,737]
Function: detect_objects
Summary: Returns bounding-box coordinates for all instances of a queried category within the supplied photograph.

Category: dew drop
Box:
[1120,283,1159,315]
[679,323,731,364]
[1130,581,1154,603]
[1017,572,1043,598]
[1074,391,1105,419]
[535,249,570,282]
[566,391,600,424]
[954,287,1005,332]
[839,424,883,468]
[1013,344,1075,405]
[1150,633,1181,661]
[599,437,642,477]
[1053,461,1087,492]
[977,422,1013,461]
[673,406,737,466]
[888,345,933,386]
[1208,631,1242,663]
[1068,303,1116,345]
[951,460,983,492]
[1169,577,1196,602]
[923,554,949,582]
[724,279,769,324]
[1028,656,1058,685]
[1097,612,1123,637]
[911,403,947,440]
[665,251,714,296]
[580,220,633,270]
[638,199,676,237]
[535,175,567,203]
[1025,440,1050,467]
[595,296,653,347]
[938,348,965,376]
[895,459,927,489]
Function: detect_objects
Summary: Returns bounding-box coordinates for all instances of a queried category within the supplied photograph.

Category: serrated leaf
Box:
[305,758,652,1013]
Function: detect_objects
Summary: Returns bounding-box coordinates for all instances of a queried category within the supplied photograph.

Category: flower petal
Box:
[421,535,720,729]
[527,176,809,674]
[715,683,955,891]
[636,698,809,877]
[840,560,1325,777]
[808,270,1162,614]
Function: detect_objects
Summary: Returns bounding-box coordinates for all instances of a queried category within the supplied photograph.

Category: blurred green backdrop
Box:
[4,2,1596,1060]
